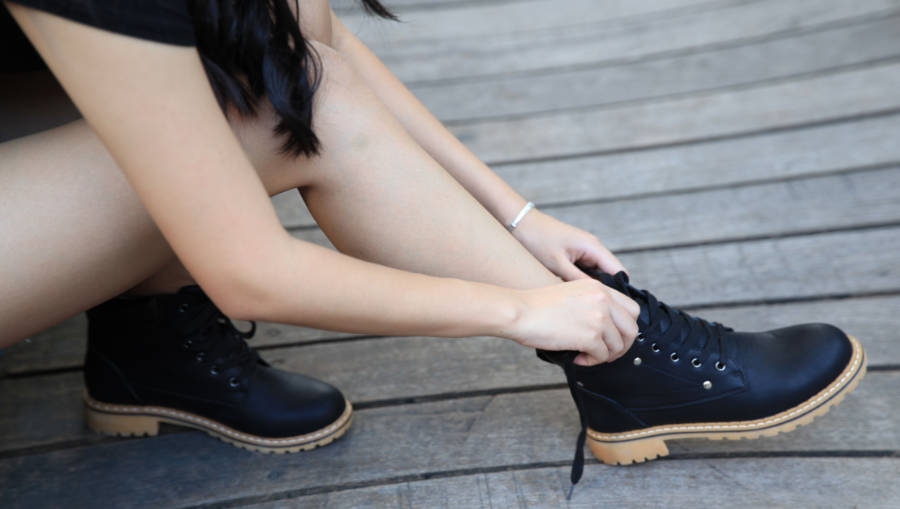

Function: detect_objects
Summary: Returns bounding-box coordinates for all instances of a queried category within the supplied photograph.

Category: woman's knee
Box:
[230,40,383,191]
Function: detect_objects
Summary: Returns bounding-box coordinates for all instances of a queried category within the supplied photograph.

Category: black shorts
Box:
[1,7,48,74]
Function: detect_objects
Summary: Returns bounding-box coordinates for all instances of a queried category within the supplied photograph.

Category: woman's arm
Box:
[328,13,627,280]
[7,4,634,363]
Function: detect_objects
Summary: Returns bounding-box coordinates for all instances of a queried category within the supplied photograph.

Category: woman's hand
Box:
[512,209,627,281]
[503,279,640,366]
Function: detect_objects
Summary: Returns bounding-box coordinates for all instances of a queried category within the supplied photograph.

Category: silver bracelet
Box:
[507,201,536,232]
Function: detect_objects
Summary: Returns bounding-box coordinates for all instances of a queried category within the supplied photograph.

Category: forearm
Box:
[235,235,521,338]
[330,14,528,225]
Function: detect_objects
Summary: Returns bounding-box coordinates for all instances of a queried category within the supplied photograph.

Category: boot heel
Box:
[587,435,669,465]
[85,405,160,437]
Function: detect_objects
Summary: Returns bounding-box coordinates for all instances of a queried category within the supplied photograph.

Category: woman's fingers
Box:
[607,287,641,319]
[580,240,627,276]
[552,255,592,282]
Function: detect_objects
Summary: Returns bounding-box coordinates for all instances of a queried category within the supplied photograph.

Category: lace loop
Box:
[174,291,259,381]
[604,271,731,367]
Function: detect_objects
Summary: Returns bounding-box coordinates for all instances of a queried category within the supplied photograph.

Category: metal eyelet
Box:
[650,343,660,352]
[228,377,240,388]
[177,304,189,313]
[691,358,702,368]
[210,366,220,376]
[715,361,726,371]
[633,357,642,366]
[670,352,680,362]
[636,333,645,343]
[182,339,193,349]
[195,352,206,363]
[702,380,712,390]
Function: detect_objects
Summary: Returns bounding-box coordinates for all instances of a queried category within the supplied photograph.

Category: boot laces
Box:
[175,289,259,387]
[563,270,733,497]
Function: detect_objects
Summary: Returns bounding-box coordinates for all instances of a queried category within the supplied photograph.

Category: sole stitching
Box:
[84,393,352,447]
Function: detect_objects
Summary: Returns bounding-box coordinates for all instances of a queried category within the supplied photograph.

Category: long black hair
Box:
[189,0,395,157]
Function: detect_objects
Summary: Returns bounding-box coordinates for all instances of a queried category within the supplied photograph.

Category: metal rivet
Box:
[633,357,642,366]
[702,380,712,390]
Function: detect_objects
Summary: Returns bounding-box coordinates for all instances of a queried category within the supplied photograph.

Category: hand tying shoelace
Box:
[550,270,734,498]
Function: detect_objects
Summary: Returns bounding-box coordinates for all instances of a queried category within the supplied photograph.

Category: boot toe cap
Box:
[243,368,349,438]
[742,323,853,412]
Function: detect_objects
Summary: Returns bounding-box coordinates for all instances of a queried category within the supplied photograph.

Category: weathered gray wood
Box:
[0,374,894,507]
[247,458,900,509]
[4,227,898,375]
[361,0,900,83]
[555,167,900,251]
[333,0,531,13]
[411,15,900,123]
[450,61,900,163]
[489,115,900,208]
[342,0,707,45]
[617,227,900,308]
[273,115,900,230]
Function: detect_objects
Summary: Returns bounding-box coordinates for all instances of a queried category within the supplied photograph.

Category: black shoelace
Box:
[564,270,732,498]
[175,290,260,388]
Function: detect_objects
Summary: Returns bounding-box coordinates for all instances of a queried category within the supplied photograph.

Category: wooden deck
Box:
[3,0,900,507]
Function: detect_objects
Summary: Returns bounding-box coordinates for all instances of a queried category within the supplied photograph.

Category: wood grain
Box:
[246,458,900,509]
[360,0,900,83]
[410,15,900,123]
[450,61,900,163]
[0,374,894,507]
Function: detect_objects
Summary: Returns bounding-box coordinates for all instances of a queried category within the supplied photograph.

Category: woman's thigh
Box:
[0,101,316,347]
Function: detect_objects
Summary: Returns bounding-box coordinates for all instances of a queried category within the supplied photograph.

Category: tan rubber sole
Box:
[587,335,867,465]
[84,391,353,453]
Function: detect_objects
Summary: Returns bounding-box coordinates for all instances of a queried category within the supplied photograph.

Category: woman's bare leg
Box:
[0,106,301,346]
[0,45,559,347]
[273,45,561,290]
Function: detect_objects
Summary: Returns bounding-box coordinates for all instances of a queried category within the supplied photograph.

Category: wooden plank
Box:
[411,15,900,123]
[450,61,900,163]
[1,374,895,507]
[361,0,900,83]
[246,458,900,509]
[616,228,900,308]
[273,115,900,231]
[553,167,900,251]
[341,0,707,45]
[3,227,899,375]
[489,115,900,208]
[333,0,531,14]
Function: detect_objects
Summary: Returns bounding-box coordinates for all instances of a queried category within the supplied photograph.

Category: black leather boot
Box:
[540,270,866,488]
[83,286,352,453]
